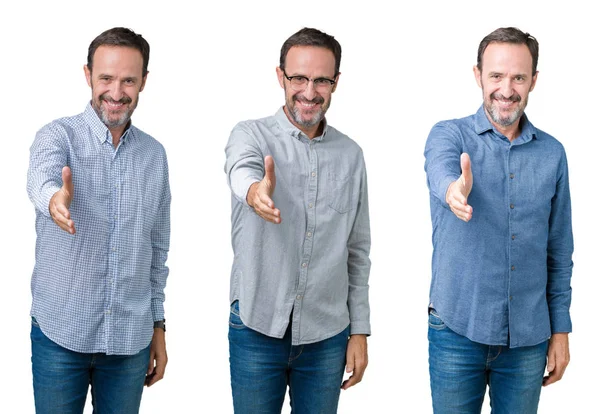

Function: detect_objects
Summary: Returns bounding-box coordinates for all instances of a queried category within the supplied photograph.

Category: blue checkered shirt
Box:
[27,103,171,355]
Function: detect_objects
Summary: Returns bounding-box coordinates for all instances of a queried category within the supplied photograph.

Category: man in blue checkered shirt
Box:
[27,27,170,413]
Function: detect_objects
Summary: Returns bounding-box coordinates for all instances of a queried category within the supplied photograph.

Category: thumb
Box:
[460,153,472,194]
[547,352,555,372]
[346,355,354,374]
[62,166,74,196]
[264,156,276,189]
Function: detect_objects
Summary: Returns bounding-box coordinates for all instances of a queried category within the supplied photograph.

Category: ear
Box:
[276,66,285,89]
[84,64,92,87]
[140,72,149,92]
[473,65,482,89]
[529,71,538,92]
[332,72,341,93]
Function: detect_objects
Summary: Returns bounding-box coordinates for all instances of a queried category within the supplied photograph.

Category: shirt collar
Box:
[274,106,329,142]
[474,104,537,143]
[83,102,133,145]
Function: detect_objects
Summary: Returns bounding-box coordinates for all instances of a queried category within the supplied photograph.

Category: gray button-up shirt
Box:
[225,107,371,345]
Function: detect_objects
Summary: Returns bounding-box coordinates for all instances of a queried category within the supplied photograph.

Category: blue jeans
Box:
[428,309,548,414]
[228,301,349,413]
[31,319,150,414]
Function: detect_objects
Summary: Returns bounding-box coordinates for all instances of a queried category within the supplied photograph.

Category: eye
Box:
[314,78,331,86]
[514,75,525,82]
[124,79,135,85]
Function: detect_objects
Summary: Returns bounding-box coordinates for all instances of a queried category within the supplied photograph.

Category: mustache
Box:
[491,92,521,102]
[100,93,132,105]
[293,95,324,105]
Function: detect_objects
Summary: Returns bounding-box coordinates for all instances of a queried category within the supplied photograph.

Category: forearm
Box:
[225,126,264,205]
[424,123,462,207]
[27,127,68,217]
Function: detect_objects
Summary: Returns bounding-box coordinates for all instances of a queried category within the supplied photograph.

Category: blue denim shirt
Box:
[424,106,573,348]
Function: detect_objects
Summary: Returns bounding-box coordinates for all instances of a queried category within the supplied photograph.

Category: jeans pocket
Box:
[328,173,357,214]
[428,308,446,330]
[229,301,245,329]
[31,316,40,328]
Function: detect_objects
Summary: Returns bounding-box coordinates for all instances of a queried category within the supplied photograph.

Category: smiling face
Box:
[84,45,147,138]
[474,42,537,138]
[276,46,338,138]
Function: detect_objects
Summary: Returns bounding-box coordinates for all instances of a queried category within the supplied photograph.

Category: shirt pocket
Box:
[328,172,358,214]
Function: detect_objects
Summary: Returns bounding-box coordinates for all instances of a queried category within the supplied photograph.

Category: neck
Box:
[485,110,522,142]
[283,106,323,139]
[109,125,127,148]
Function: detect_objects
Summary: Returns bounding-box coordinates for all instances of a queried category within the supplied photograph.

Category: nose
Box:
[302,80,317,100]
[107,82,124,101]
[499,77,513,98]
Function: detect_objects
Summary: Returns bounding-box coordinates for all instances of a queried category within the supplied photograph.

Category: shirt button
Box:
[509,296,513,301]
[112,247,116,252]
[301,262,307,268]
[511,265,515,271]
[510,204,515,209]
[307,232,312,237]
[511,234,516,240]
[296,295,302,300]
[105,310,111,314]
[311,171,316,177]
[308,203,313,208]
[509,173,515,179]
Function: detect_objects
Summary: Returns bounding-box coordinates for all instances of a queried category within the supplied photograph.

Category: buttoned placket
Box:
[291,135,319,345]
[104,134,125,353]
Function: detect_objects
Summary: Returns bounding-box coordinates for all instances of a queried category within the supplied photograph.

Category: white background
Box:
[1,0,597,412]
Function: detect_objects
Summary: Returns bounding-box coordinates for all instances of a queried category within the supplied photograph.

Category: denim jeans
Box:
[31,319,150,414]
[228,301,349,413]
[428,309,548,414]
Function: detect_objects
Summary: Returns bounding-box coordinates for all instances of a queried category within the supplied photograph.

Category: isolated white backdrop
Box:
[1,0,597,412]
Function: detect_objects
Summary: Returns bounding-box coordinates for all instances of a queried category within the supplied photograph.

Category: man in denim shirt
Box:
[225,27,371,413]
[424,27,573,413]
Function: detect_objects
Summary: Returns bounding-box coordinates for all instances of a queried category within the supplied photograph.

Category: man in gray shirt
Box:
[225,27,371,413]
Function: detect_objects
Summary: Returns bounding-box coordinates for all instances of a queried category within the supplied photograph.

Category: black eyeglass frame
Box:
[282,71,337,90]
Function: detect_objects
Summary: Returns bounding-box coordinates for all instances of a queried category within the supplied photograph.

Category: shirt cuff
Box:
[151,299,165,322]
[438,175,459,210]
[233,176,261,207]
[550,311,572,334]
[349,321,371,336]
[40,185,61,218]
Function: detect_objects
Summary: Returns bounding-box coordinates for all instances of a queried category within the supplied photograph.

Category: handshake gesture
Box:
[445,153,473,222]
[246,156,281,224]
[49,166,76,234]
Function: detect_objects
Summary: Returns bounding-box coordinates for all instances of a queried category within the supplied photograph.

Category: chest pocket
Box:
[328,172,358,214]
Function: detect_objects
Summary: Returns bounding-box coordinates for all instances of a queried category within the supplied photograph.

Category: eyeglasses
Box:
[283,71,336,92]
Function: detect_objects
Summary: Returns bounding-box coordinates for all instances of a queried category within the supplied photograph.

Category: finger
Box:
[547,352,556,373]
[147,351,156,375]
[257,191,277,210]
[50,205,76,234]
[257,210,281,224]
[264,156,276,189]
[147,359,166,387]
[62,166,74,197]
[346,355,354,374]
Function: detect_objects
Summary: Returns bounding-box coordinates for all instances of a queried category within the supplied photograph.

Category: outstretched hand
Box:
[445,153,473,222]
[247,156,281,224]
[49,166,75,234]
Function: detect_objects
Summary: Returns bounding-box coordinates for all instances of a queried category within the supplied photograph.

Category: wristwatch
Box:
[153,319,166,332]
